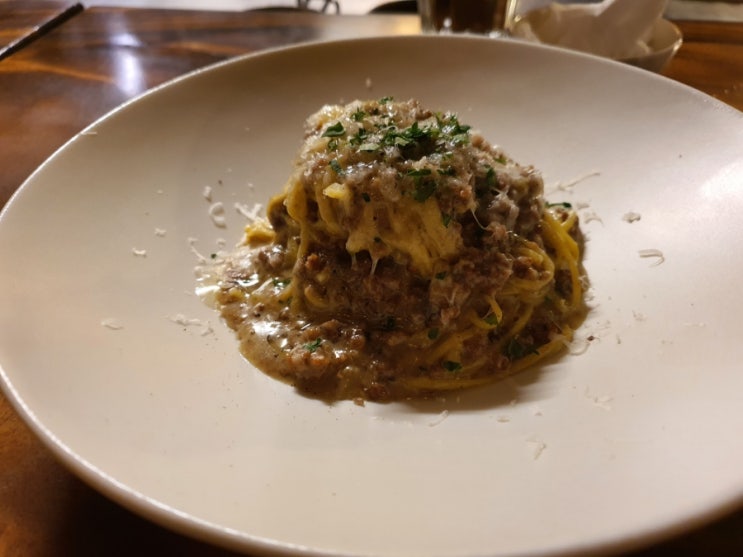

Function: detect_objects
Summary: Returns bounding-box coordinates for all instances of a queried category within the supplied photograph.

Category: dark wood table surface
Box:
[1,2,742,555]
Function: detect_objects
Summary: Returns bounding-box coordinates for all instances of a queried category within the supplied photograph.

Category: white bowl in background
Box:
[619,18,683,72]
[511,10,683,73]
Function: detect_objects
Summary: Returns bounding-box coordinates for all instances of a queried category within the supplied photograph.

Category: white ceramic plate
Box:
[1,35,742,557]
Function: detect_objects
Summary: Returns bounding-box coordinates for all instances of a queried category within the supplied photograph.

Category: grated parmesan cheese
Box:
[208,202,227,228]
[187,237,208,263]
[428,410,449,427]
[203,185,213,201]
[622,212,641,223]
[169,313,214,336]
[585,388,613,410]
[638,248,664,266]
[100,318,124,330]
[132,248,147,257]
[154,228,167,237]
[235,202,263,221]
[546,171,600,194]
[582,210,603,225]
[526,436,547,460]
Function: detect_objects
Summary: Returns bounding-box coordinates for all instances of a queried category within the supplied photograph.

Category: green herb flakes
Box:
[413,180,436,202]
[329,159,343,175]
[485,166,496,187]
[506,339,539,360]
[443,360,462,372]
[322,122,345,138]
[304,338,323,353]
[484,314,499,326]
[406,168,432,178]
[272,277,291,288]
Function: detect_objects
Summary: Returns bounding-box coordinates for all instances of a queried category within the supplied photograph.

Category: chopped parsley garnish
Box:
[506,339,539,360]
[441,213,452,227]
[485,166,496,187]
[304,338,323,353]
[322,107,474,168]
[547,201,573,209]
[451,133,470,146]
[350,127,369,145]
[435,271,447,280]
[436,113,471,146]
[484,314,499,326]
[443,360,462,372]
[413,180,437,202]
[406,168,437,202]
[404,121,430,142]
[379,95,394,104]
[329,159,343,175]
[272,277,291,288]
[349,129,382,153]
[361,192,371,202]
[322,122,345,137]
[406,168,432,178]
[428,328,439,340]
[369,121,437,154]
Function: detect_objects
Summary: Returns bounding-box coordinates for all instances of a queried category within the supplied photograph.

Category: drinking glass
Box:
[417,0,514,36]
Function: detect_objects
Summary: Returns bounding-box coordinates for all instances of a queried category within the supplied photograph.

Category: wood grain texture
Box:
[0,9,420,208]
[0,1,72,44]
[663,20,743,110]
[0,7,741,556]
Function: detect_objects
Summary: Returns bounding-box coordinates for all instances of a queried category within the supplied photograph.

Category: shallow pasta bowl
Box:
[0,34,742,557]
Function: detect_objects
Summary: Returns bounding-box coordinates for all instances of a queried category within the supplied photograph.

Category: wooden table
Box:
[1,4,742,555]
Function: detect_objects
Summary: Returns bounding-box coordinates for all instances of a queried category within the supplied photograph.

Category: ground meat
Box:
[202,98,587,402]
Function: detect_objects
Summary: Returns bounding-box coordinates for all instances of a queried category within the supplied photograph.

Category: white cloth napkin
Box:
[510,0,668,59]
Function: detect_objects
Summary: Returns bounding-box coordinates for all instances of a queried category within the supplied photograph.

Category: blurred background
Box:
[81,0,743,21]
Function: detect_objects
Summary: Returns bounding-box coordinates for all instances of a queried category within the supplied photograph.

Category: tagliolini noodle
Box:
[198,98,588,402]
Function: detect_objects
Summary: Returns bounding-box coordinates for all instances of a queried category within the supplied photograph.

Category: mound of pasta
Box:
[199,98,587,402]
